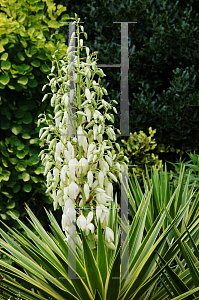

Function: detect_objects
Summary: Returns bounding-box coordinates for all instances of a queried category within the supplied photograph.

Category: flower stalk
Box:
[38,14,129,254]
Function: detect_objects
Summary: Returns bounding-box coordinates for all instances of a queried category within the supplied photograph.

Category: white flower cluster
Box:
[38,16,129,251]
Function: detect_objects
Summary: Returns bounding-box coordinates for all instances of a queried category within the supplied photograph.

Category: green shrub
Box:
[62,0,199,165]
[116,127,162,178]
[0,0,69,229]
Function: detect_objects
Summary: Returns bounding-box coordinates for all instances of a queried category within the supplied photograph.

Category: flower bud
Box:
[97,134,102,143]
[105,241,116,251]
[105,155,113,167]
[87,171,93,187]
[85,108,91,122]
[84,183,90,200]
[85,88,91,103]
[63,94,69,107]
[108,171,117,182]
[105,227,114,243]
[98,171,104,188]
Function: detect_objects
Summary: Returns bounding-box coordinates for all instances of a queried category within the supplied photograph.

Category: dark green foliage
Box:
[59,0,199,166]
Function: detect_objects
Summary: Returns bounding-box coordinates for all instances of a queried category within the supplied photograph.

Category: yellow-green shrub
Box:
[0,0,68,228]
[116,127,162,178]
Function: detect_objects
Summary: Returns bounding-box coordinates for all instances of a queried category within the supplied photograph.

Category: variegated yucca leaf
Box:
[0,164,198,299]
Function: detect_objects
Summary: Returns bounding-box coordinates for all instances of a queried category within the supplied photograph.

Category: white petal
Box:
[95,188,106,193]
[82,136,88,153]
[86,211,93,224]
[85,88,91,103]
[77,215,87,231]
[62,213,67,231]
[98,171,104,188]
[85,223,94,235]
[105,241,116,251]
[108,172,117,182]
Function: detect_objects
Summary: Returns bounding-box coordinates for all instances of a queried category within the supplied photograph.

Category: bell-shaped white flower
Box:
[63,93,69,106]
[85,223,95,236]
[87,171,93,187]
[96,193,106,205]
[105,241,116,251]
[60,165,68,183]
[69,158,78,176]
[85,88,91,103]
[100,160,109,175]
[63,111,68,124]
[105,155,113,167]
[63,198,75,214]
[96,204,108,221]
[96,134,102,143]
[87,143,95,157]
[92,179,99,190]
[79,157,89,174]
[77,214,87,231]
[105,227,114,243]
[67,141,74,158]
[98,171,104,188]
[69,182,80,200]
[93,154,97,163]
[88,153,93,163]
[47,171,52,186]
[84,183,90,200]
[82,136,88,153]
[55,114,62,127]
[96,204,109,228]
[62,213,68,231]
[96,191,112,205]
[55,141,62,161]
[66,207,76,224]
[108,171,117,182]
[53,167,59,183]
[64,150,72,162]
[104,227,116,250]
[44,161,52,176]
[93,110,102,120]
[85,108,91,122]
[57,190,63,206]
[53,190,58,211]
[63,199,76,225]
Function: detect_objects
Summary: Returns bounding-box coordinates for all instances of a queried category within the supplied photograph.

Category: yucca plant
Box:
[117,163,199,299]
[0,13,199,300]
[0,163,198,299]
